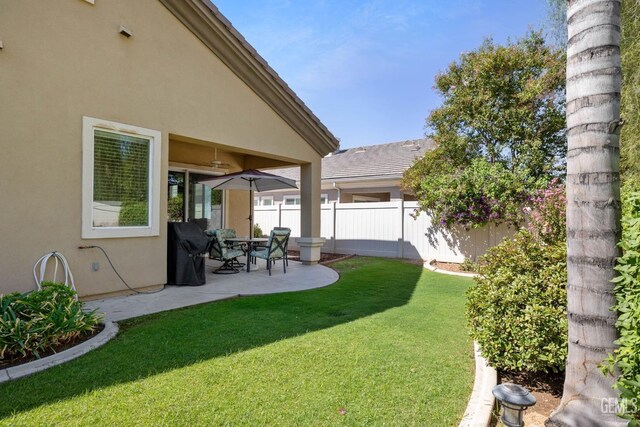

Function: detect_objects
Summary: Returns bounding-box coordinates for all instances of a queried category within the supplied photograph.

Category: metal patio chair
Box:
[249,228,291,276]
[209,228,246,274]
[272,227,291,266]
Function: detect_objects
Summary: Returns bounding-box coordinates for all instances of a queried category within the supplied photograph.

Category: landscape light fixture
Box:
[492,383,536,427]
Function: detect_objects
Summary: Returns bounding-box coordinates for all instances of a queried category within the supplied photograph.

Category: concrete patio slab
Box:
[85,258,339,322]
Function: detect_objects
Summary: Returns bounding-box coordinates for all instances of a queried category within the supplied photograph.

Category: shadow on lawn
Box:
[0,258,423,419]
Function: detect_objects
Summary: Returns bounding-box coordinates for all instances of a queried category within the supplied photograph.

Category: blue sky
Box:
[213,1,551,149]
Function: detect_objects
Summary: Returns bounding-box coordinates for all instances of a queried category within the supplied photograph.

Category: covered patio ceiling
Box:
[169,134,304,175]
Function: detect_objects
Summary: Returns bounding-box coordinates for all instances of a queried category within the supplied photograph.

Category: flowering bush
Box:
[408,157,545,229]
[526,179,566,243]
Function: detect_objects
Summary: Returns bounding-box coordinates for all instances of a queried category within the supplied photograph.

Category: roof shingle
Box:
[267,138,434,182]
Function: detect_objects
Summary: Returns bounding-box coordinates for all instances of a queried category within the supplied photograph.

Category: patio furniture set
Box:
[167,169,296,286]
[208,227,291,275]
[166,222,292,287]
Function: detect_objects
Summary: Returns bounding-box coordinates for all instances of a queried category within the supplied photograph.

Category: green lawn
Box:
[0,258,474,426]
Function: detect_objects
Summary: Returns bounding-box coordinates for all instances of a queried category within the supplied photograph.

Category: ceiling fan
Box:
[210,148,231,168]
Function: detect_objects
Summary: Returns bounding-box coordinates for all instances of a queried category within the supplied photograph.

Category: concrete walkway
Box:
[85,258,339,322]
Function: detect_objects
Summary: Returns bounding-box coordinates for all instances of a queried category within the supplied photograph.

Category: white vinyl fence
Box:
[254,201,513,263]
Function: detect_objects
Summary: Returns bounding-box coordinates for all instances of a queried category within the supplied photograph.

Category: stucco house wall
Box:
[0,0,335,297]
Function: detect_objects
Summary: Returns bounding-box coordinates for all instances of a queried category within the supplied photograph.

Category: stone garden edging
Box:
[0,321,119,383]
[423,259,479,278]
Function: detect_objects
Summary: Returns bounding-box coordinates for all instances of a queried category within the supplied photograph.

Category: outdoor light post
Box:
[492,383,536,427]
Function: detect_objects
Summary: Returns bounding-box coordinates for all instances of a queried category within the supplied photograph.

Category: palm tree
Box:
[547,1,625,426]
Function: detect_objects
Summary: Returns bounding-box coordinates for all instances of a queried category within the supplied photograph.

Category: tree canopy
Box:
[403,31,566,229]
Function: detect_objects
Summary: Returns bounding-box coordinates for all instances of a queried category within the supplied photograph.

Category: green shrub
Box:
[606,188,640,423]
[466,232,567,372]
[167,195,184,222]
[118,201,148,226]
[466,181,568,372]
[0,282,102,361]
[460,258,478,272]
[253,223,264,238]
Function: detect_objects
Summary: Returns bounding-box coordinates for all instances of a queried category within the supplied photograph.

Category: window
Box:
[254,196,274,206]
[82,117,161,238]
[283,194,329,205]
[283,196,301,206]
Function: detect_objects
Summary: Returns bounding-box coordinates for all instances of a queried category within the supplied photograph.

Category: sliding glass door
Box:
[189,173,223,230]
[168,171,185,222]
[168,170,223,230]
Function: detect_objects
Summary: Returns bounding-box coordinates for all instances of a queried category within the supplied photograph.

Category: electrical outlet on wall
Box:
[92,262,100,272]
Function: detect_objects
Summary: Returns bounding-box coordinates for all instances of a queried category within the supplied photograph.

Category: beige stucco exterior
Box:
[0,0,335,297]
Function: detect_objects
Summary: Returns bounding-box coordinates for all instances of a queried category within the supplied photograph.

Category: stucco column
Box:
[297,159,324,264]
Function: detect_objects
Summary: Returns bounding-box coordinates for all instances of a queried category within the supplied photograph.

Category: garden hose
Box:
[78,245,164,295]
[33,251,77,299]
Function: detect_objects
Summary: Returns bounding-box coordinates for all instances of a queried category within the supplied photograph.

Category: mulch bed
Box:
[431,260,477,274]
[287,251,351,264]
[0,324,105,370]
[497,370,564,426]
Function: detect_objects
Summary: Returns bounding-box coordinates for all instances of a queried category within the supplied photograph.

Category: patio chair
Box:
[249,228,291,276]
[209,229,246,274]
[273,227,291,266]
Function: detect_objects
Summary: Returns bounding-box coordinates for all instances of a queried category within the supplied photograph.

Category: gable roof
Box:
[159,0,339,157]
[265,138,435,182]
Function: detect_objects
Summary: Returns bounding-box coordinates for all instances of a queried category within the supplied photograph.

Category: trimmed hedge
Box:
[118,201,148,226]
[0,282,102,362]
[466,231,567,372]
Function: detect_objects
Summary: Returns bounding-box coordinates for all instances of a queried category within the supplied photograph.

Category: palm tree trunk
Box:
[547,1,624,426]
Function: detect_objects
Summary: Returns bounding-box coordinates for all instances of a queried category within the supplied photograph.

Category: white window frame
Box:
[283,194,329,205]
[283,195,301,206]
[82,116,162,239]
[255,195,274,206]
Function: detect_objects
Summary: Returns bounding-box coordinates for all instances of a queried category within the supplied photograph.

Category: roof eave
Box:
[159,0,339,157]
[324,174,404,183]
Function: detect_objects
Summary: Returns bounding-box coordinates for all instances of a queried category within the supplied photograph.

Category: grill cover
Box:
[167,222,211,286]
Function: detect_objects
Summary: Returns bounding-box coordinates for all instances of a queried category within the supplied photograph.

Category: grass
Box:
[0,257,474,426]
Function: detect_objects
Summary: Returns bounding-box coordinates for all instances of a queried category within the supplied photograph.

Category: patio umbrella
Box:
[200,169,297,236]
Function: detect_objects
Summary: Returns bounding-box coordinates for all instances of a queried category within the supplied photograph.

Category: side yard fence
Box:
[254,201,512,262]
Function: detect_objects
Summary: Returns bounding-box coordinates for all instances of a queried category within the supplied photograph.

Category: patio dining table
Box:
[225,237,269,272]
